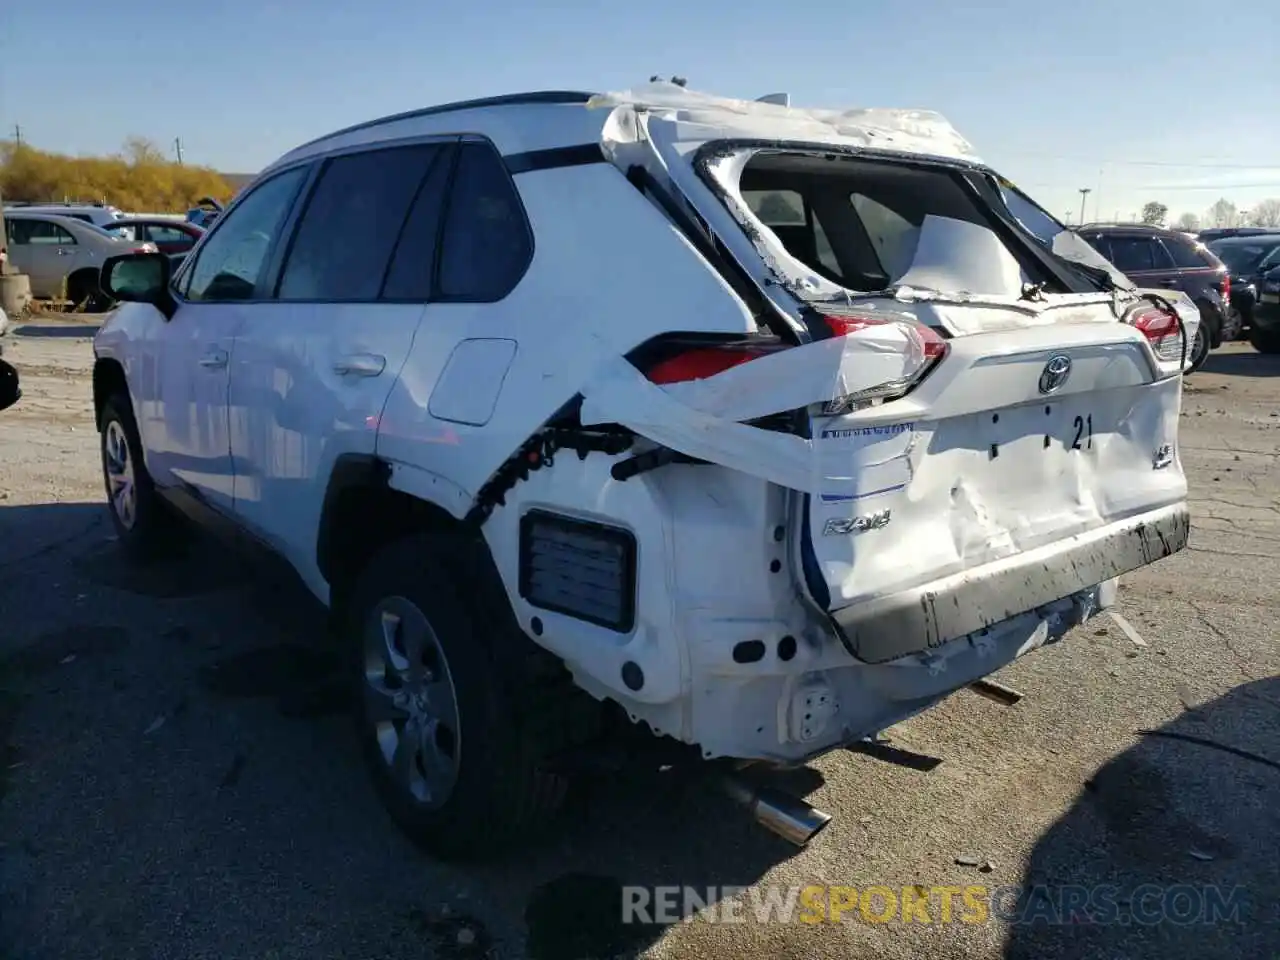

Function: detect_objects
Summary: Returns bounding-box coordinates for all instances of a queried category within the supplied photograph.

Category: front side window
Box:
[277,143,446,302]
[184,166,308,302]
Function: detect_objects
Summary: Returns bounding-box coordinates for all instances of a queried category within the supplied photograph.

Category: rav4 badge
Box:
[823,509,892,536]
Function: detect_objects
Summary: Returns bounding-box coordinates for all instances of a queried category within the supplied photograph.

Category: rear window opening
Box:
[733,152,1074,299]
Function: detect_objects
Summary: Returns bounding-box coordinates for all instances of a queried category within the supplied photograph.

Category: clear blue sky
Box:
[3,0,1277,223]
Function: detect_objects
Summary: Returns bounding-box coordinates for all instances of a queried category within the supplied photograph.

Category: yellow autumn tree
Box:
[0,137,236,212]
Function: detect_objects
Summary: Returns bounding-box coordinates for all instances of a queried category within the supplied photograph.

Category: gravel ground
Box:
[1,320,1277,960]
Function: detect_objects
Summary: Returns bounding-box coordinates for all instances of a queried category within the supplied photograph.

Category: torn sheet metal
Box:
[586,82,981,163]
[578,323,927,493]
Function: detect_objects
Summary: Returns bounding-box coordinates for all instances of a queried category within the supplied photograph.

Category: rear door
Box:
[1100,232,1180,292]
[227,138,455,582]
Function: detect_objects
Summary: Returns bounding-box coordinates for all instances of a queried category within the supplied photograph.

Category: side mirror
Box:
[100,252,175,319]
[0,358,20,412]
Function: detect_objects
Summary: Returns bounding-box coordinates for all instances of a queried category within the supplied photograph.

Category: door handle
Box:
[332,353,386,377]
[199,350,228,369]
[56,248,74,256]
[1158,280,1178,287]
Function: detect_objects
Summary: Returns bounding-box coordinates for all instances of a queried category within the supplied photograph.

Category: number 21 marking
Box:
[1071,414,1093,450]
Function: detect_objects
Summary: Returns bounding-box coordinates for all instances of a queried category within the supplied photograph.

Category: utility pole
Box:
[12,125,20,147]
[174,137,184,164]
[1078,188,1091,226]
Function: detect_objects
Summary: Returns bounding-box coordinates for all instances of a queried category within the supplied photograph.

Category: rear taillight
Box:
[1128,305,1184,365]
[1220,273,1231,301]
[644,341,789,384]
[818,311,949,414]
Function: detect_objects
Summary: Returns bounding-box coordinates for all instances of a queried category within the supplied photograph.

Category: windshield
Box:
[1207,239,1280,275]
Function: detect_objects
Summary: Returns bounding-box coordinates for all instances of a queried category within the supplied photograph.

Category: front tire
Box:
[349,532,573,860]
[99,393,181,560]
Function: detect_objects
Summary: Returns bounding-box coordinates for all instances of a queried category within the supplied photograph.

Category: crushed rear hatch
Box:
[580,85,1190,661]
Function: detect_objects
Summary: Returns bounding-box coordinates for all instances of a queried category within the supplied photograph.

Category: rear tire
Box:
[1249,326,1280,355]
[99,393,183,561]
[348,530,579,860]
[1187,322,1211,372]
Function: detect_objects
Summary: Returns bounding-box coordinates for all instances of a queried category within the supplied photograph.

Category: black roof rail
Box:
[293,90,598,152]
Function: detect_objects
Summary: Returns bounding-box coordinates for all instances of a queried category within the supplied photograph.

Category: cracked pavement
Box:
[1,321,1277,959]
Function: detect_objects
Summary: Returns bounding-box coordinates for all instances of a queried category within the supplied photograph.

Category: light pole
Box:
[1078,188,1092,226]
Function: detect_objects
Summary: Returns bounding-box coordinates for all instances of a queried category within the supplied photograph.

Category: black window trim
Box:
[266,135,461,304]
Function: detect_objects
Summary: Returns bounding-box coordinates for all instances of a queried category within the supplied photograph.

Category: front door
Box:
[227,140,455,590]
[143,165,312,514]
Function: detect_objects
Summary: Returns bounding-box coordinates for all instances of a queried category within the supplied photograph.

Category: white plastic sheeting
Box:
[579,322,928,493]
[587,82,980,163]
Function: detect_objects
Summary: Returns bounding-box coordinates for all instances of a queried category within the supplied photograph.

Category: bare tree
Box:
[1248,198,1280,228]
[1175,212,1201,232]
[1207,198,1238,228]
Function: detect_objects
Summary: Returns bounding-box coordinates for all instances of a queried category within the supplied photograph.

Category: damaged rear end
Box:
[583,86,1189,697]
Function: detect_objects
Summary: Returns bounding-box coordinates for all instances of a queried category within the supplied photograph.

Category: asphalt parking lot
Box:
[1,319,1277,960]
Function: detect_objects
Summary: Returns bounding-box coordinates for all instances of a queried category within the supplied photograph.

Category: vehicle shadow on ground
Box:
[9,323,103,339]
[1004,676,1280,959]
[0,501,806,960]
[1200,350,1280,378]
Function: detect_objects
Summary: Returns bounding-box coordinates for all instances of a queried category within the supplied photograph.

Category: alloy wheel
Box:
[103,419,137,530]
[362,596,461,809]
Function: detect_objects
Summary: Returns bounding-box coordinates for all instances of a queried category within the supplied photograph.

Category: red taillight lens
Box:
[1129,305,1184,364]
[1220,273,1231,300]
[820,313,949,361]
[644,342,788,384]
[641,313,948,414]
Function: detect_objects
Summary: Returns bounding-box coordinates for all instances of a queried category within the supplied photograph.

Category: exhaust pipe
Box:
[721,775,833,847]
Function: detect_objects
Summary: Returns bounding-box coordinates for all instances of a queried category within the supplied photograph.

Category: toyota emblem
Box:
[1038,354,1072,394]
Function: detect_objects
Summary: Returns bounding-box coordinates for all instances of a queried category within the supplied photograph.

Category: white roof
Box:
[265,80,981,175]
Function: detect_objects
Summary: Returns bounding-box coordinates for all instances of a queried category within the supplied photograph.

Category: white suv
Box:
[91,82,1191,859]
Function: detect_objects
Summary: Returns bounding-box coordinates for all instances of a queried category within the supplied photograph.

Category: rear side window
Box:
[1161,235,1213,270]
[1105,236,1166,272]
[380,144,455,300]
[278,143,444,301]
[436,141,533,301]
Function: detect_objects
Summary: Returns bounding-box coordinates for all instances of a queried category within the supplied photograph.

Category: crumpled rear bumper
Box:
[830,502,1190,664]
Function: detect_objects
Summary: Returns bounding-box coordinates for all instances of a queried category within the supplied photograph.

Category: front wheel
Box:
[349,532,573,860]
[99,394,183,560]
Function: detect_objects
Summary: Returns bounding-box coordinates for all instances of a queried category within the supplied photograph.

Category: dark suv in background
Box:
[1076,223,1236,371]
[1204,232,1280,337]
